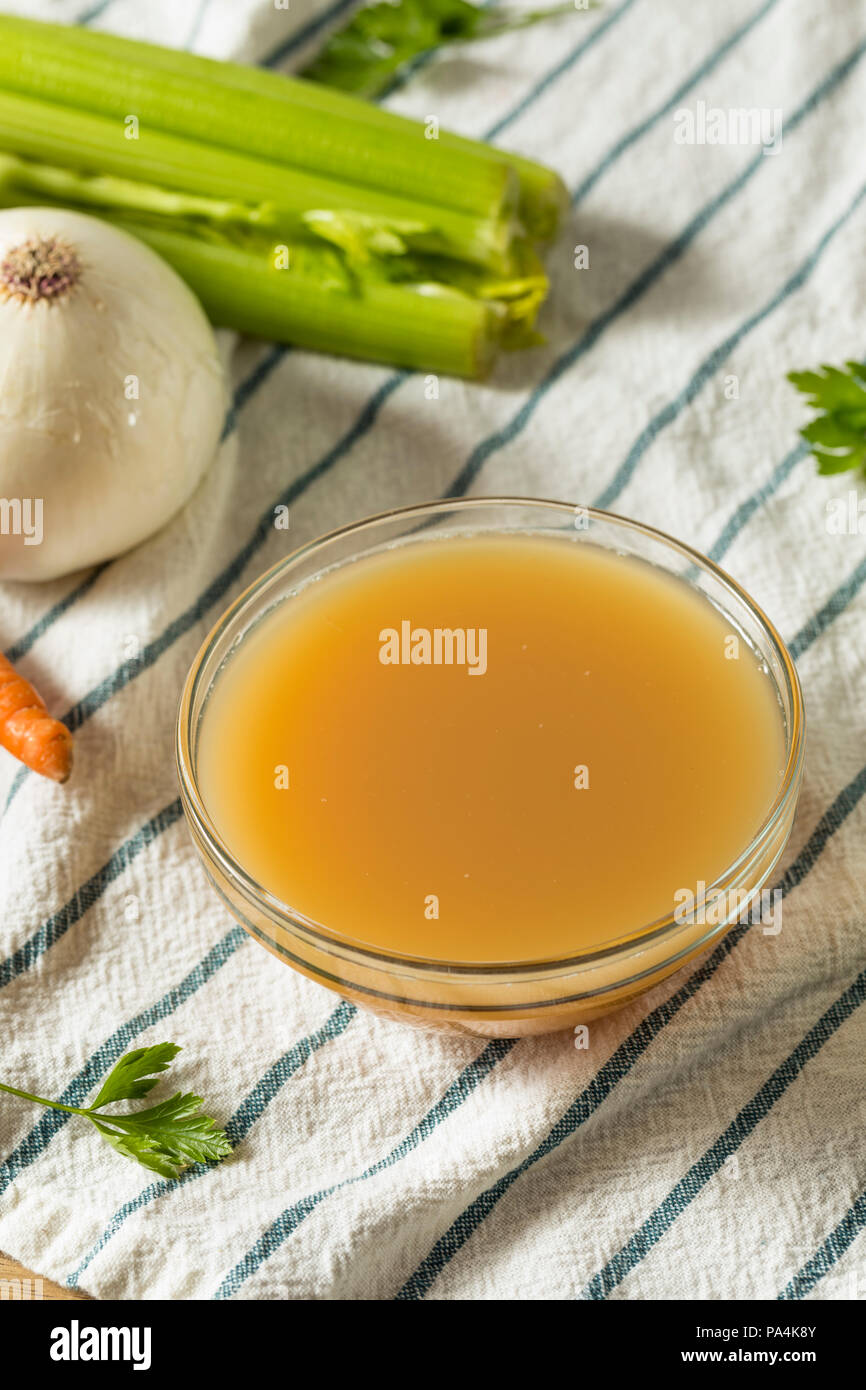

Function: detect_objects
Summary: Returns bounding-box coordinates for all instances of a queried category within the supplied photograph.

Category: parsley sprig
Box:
[788,360,866,476]
[0,1043,231,1180]
[302,0,592,99]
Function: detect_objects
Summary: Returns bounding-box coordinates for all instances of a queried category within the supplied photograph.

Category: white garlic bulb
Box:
[0,206,226,581]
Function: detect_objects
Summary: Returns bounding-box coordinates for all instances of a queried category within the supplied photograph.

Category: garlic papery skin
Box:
[0,207,227,581]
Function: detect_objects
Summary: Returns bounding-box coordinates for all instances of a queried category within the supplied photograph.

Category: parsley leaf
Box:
[302,0,591,100]
[89,1042,181,1110]
[788,361,866,476]
[0,1044,231,1181]
[91,1093,233,1178]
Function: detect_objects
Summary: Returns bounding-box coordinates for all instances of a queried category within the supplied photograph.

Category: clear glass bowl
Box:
[176,498,805,1038]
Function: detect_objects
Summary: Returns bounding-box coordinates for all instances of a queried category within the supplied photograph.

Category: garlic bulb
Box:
[0,207,226,581]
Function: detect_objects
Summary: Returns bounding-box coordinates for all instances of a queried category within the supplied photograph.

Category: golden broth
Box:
[197,533,786,965]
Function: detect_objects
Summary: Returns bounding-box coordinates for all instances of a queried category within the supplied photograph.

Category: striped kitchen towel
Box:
[0,0,865,1300]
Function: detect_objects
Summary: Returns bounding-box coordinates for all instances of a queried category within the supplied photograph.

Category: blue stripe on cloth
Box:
[0,799,183,991]
[583,969,866,1299]
[776,763,866,898]
[396,758,866,1299]
[223,345,289,435]
[445,35,866,499]
[0,927,246,1199]
[5,566,108,665]
[706,441,809,563]
[484,0,640,141]
[65,999,357,1288]
[778,1187,866,1299]
[214,1038,516,1299]
[592,180,866,510]
[570,0,784,207]
[789,551,866,661]
[75,0,118,23]
[183,0,212,52]
[3,766,25,816]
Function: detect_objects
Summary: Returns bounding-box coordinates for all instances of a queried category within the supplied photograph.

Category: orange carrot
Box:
[0,652,73,783]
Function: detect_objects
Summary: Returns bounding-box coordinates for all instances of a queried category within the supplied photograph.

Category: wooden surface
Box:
[0,1251,91,1300]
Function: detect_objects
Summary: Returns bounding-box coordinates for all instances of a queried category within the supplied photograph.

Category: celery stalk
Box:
[0,14,516,223]
[113,220,505,378]
[0,153,267,229]
[8,15,568,240]
[0,88,514,273]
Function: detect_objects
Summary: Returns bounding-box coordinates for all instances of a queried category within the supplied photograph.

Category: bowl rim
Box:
[176,496,806,980]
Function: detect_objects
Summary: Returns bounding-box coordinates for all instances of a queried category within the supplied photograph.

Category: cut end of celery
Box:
[518,166,570,243]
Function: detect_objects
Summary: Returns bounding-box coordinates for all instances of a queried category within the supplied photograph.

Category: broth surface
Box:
[198,534,786,963]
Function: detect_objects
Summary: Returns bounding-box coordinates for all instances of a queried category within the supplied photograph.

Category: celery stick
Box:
[12,16,567,240]
[0,153,267,228]
[0,15,516,223]
[114,219,505,378]
[0,88,514,273]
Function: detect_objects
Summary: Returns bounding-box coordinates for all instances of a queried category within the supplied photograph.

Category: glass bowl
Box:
[176,498,805,1038]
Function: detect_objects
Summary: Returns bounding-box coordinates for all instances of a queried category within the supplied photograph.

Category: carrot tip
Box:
[42,737,73,784]
[0,652,74,782]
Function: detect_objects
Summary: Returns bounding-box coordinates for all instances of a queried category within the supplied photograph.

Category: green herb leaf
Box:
[0,1043,231,1181]
[301,0,591,100]
[788,360,866,476]
[90,1092,233,1180]
[91,1124,197,1181]
[89,1042,181,1110]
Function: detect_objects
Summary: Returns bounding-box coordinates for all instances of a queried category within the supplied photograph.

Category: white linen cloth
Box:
[0,0,865,1301]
